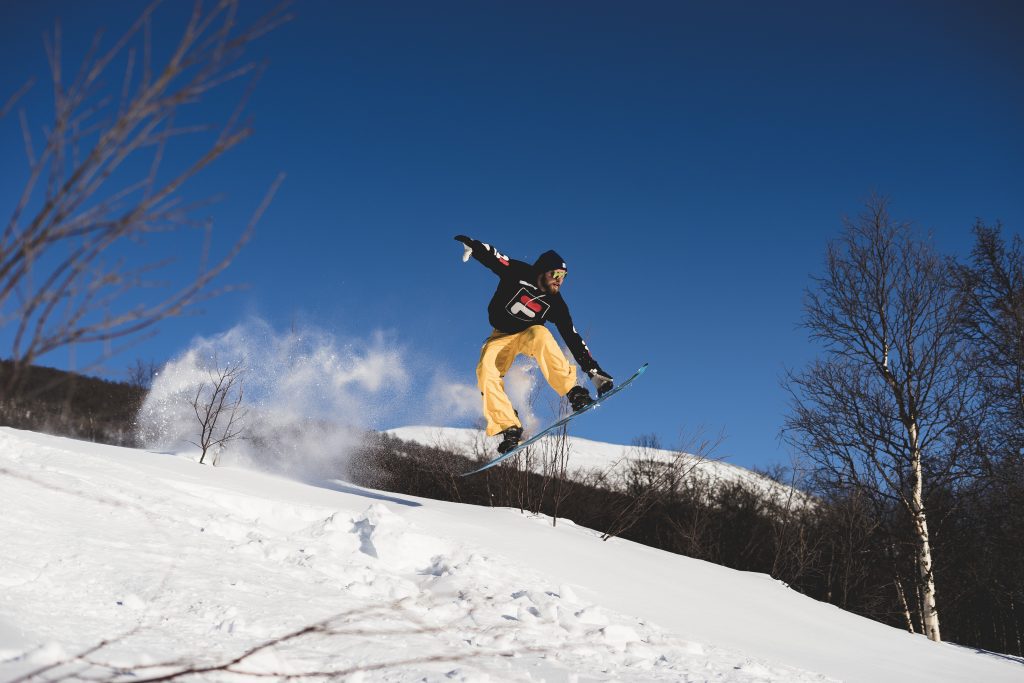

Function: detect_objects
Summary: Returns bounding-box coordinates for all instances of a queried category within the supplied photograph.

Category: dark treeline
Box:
[0,360,145,446]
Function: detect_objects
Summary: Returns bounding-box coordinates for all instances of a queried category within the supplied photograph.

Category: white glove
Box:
[454,235,474,262]
[588,368,614,397]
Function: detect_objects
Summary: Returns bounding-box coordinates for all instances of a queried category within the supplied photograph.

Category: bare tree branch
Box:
[1,0,293,394]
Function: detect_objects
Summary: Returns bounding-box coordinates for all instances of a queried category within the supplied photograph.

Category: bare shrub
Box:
[601,428,721,541]
[187,358,246,465]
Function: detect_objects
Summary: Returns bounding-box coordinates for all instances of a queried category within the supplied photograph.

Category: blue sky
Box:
[2,1,1022,470]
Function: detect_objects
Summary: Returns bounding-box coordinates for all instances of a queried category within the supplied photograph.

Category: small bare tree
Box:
[539,424,576,525]
[127,358,159,390]
[188,358,246,465]
[0,0,289,395]
[601,429,718,541]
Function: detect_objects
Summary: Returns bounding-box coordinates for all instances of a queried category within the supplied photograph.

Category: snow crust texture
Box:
[1,428,1020,682]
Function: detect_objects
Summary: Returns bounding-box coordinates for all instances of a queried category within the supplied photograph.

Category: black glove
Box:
[588,368,614,397]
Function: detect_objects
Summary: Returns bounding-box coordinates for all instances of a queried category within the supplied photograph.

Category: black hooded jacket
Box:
[462,237,603,375]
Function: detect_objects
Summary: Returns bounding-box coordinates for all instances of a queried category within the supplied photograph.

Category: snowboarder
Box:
[454,235,614,454]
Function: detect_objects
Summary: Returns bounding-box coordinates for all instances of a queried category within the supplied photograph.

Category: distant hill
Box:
[386,425,809,504]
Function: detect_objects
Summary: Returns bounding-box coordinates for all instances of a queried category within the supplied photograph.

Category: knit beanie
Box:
[533,250,567,274]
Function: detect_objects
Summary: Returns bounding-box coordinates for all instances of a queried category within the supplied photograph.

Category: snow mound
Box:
[1,427,1019,682]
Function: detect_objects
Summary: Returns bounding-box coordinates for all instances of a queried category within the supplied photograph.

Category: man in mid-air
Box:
[455,235,614,454]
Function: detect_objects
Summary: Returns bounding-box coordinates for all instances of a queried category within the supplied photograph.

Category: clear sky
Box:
[2,1,1022,470]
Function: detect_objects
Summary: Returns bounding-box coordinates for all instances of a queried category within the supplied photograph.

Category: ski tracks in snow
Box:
[0,429,832,682]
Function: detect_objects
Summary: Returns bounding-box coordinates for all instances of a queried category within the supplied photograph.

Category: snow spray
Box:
[135,319,411,480]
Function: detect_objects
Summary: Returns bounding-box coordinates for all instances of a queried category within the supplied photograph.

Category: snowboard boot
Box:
[497,425,524,454]
[567,385,595,412]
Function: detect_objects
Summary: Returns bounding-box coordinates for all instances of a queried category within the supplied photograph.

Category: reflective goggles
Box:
[549,269,567,282]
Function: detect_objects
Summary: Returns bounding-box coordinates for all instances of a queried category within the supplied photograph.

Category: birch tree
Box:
[784,197,976,642]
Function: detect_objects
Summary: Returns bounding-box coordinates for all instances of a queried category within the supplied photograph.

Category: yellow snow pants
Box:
[476,326,578,436]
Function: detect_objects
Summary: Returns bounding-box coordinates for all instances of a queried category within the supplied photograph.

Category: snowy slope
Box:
[1,427,1020,682]
[386,426,804,502]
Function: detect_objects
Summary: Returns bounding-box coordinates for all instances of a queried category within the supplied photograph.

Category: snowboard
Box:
[461,363,649,477]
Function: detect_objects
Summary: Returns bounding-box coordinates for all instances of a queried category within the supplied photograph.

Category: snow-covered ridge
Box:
[1,427,1020,682]
[386,425,806,503]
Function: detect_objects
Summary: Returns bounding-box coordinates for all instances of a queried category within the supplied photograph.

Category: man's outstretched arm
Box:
[454,235,521,276]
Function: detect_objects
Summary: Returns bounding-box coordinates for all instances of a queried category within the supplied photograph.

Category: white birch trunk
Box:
[893,574,915,634]
[909,422,941,642]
